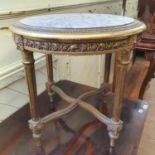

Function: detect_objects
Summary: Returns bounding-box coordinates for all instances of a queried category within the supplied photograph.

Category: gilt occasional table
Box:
[10,13,145,154]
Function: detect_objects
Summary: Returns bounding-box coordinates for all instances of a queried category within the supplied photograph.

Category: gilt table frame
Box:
[10,13,145,154]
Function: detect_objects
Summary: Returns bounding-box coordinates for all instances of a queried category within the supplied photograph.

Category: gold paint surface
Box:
[10,13,146,41]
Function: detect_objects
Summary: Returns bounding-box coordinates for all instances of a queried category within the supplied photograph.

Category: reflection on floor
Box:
[0,81,148,155]
[137,79,155,155]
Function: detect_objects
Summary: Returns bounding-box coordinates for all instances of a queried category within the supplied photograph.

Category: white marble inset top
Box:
[10,13,145,40]
[20,13,134,29]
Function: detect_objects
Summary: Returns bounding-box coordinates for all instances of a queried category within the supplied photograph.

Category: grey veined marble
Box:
[21,13,134,29]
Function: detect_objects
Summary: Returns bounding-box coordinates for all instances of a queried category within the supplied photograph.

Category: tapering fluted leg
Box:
[108,49,132,147]
[46,54,55,111]
[21,50,45,155]
[104,53,112,83]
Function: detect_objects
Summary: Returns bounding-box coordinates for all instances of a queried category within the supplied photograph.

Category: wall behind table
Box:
[0,0,137,89]
[0,0,119,13]
[52,0,122,87]
[125,0,139,18]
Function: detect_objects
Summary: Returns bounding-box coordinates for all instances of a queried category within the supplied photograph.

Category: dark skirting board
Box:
[0,80,148,155]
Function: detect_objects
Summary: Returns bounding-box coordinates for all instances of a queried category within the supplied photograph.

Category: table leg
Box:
[112,54,117,92]
[108,49,132,147]
[46,54,55,111]
[21,50,45,155]
[104,54,112,83]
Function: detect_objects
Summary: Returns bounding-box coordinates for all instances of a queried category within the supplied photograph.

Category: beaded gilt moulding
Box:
[10,13,146,55]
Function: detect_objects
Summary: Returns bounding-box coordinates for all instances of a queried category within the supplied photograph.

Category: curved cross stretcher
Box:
[29,83,123,147]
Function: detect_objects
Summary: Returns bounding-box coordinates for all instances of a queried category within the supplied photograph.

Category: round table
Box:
[10,13,145,154]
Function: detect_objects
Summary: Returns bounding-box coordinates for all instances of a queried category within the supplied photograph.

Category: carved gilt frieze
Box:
[13,34,24,51]
[14,34,136,54]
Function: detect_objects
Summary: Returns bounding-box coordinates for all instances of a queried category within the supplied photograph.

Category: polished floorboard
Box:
[0,81,148,155]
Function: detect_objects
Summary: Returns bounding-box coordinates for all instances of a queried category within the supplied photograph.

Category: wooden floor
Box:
[0,58,151,155]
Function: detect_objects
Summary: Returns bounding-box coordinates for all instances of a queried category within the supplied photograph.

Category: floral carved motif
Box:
[14,34,24,51]
[14,34,136,54]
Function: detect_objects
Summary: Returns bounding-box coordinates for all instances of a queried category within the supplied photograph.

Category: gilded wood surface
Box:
[21,51,44,153]
[10,13,146,154]
[14,34,137,55]
[10,17,145,40]
[46,54,55,110]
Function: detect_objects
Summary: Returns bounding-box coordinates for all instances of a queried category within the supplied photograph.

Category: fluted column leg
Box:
[108,49,132,147]
[104,54,112,83]
[21,50,45,155]
[46,54,55,111]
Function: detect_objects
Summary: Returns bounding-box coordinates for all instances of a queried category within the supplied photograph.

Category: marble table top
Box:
[21,14,134,29]
[10,13,146,40]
